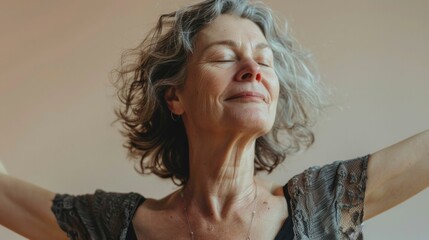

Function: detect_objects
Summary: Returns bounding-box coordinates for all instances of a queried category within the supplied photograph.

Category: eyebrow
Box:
[202,40,271,53]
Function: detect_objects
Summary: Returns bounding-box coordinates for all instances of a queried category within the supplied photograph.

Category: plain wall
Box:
[1,0,428,239]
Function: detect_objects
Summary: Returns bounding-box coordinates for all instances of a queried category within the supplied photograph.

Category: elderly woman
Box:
[1,0,428,239]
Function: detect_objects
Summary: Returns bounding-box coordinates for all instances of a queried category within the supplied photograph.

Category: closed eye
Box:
[258,62,271,67]
[214,60,235,63]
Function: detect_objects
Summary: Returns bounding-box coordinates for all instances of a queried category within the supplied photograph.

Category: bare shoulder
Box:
[255,178,289,217]
[255,178,289,236]
[132,191,185,239]
[256,178,285,198]
[133,190,180,220]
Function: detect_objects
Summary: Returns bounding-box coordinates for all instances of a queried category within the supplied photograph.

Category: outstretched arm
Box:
[364,130,429,220]
[0,171,68,239]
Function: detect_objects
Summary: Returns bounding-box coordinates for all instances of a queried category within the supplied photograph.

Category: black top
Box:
[52,156,369,240]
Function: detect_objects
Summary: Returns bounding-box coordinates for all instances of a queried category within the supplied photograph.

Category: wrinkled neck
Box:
[183,133,258,219]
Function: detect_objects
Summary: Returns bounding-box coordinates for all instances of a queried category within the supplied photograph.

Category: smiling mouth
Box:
[225,92,267,102]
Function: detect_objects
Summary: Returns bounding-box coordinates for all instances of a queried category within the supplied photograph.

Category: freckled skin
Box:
[158,14,287,240]
[173,14,280,139]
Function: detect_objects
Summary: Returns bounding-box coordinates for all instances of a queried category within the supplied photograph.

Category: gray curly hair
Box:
[114,0,326,185]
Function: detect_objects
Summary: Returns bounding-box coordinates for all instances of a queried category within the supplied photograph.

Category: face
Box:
[169,14,279,138]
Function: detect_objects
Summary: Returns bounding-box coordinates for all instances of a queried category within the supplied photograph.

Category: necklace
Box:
[180,184,258,240]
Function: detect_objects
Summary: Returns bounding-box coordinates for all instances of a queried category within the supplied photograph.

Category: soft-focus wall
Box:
[1,0,428,239]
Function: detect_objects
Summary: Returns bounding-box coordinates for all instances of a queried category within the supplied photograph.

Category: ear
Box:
[164,87,184,115]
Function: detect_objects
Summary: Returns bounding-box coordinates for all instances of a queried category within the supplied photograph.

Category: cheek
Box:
[183,68,227,112]
[264,73,280,121]
[272,78,280,99]
[183,68,208,98]
[264,72,280,102]
[197,65,233,94]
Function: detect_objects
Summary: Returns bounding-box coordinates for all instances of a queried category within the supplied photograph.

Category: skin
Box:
[134,15,286,240]
[0,13,428,240]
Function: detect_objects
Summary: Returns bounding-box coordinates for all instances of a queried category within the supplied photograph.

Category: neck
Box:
[183,132,258,220]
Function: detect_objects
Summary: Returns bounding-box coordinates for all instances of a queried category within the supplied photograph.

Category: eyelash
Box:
[215,60,270,67]
[215,60,234,63]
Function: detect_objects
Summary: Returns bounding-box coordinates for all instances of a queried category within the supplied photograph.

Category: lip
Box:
[225,91,267,102]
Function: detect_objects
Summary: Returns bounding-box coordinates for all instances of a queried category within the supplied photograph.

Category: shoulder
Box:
[287,155,369,195]
[52,190,145,240]
[285,155,370,238]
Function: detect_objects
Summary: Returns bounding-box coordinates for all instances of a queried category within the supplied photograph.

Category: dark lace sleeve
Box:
[287,155,369,240]
[51,190,145,240]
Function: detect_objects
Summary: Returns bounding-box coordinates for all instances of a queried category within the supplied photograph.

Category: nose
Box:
[235,59,262,82]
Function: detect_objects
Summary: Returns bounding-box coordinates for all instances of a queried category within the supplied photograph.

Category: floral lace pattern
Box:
[51,190,144,240]
[287,156,369,240]
[51,156,368,240]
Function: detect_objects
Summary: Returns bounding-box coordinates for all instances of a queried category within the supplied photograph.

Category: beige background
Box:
[1,0,428,239]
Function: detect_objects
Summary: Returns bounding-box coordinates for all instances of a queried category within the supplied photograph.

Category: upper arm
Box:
[0,174,68,239]
[364,130,429,221]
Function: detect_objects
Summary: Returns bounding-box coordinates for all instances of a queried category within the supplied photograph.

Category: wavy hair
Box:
[114,0,326,185]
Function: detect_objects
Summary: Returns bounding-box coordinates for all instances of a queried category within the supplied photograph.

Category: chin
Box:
[221,106,275,134]
[230,114,274,135]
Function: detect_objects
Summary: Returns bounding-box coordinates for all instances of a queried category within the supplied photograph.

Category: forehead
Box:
[193,14,268,51]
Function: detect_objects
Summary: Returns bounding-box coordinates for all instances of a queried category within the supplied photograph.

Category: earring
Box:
[171,111,180,121]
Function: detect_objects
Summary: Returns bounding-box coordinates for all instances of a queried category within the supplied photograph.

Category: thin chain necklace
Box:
[180,183,258,240]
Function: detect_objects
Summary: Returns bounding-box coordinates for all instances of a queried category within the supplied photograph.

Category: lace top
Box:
[51,155,369,239]
[287,155,369,240]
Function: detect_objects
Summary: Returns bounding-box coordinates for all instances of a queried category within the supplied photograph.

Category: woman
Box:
[1,0,428,239]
